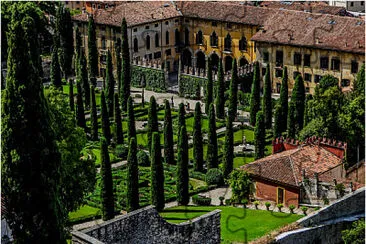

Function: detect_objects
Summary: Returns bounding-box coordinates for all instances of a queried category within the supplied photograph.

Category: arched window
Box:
[166,31,169,45]
[239,36,247,51]
[224,33,232,51]
[146,35,150,50]
[133,37,138,52]
[196,30,203,45]
[175,29,180,46]
[185,28,189,45]
[155,33,159,47]
[210,31,218,47]
[101,36,106,49]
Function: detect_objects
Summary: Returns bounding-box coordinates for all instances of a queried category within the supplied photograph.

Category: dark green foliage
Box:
[100,137,115,220]
[69,79,74,111]
[151,132,165,211]
[137,150,150,166]
[223,117,234,178]
[147,96,159,152]
[228,170,252,203]
[273,104,282,138]
[115,38,121,94]
[106,50,115,117]
[90,85,98,141]
[287,102,296,138]
[177,126,189,205]
[114,93,123,144]
[354,64,365,97]
[131,66,166,92]
[178,102,186,130]
[254,111,265,159]
[279,66,289,133]
[126,137,139,212]
[206,168,224,186]
[216,58,225,119]
[291,74,306,134]
[207,104,218,169]
[193,102,204,172]
[205,57,213,114]
[114,144,128,159]
[87,15,98,79]
[228,58,238,122]
[74,26,82,62]
[341,219,365,244]
[192,195,212,206]
[263,64,272,129]
[164,100,174,164]
[76,81,86,130]
[50,39,62,88]
[303,94,313,127]
[101,92,111,143]
[78,49,90,109]
[121,18,131,111]
[127,96,136,139]
[178,74,204,99]
[250,62,260,126]
[319,75,339,92]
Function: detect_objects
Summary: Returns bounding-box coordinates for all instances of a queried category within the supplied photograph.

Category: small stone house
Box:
[241,137,350,207]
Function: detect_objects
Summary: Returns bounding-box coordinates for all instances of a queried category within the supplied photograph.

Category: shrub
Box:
[114,145,128,159]
[254,201,260,209]
[242,199,248,208]
[137,150,150,166]
[323,197,330,205]
[301,206,308,215]
[225,199,232,206]
[205,168,224,186]
[335,183,346,198]
[192,195,211,206]
[265,202,271,211]
[314,207,321,211]
[219,196,225,206]
[277,203,284,212]
[289,204,296,214]
[341,219,365,244]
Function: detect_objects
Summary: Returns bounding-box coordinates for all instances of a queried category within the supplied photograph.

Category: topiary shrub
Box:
[225,199,232,206]
[301,206,308,215]
[205,168,224,186]
[242,199,248,208]
[114,145,128,159]
[192,195,211,206]
[289,204,296,214]
[265,202,271,211]
[137,150,150,166]
[277,203,284,212]
[254,200,260,209]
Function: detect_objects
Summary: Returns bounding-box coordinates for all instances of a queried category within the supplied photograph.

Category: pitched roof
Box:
[241,144,343,187]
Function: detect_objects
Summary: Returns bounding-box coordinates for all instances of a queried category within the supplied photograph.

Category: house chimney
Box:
[315,37,320,44]
[151,13,154,19]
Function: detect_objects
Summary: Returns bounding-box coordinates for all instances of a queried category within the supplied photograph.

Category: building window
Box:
[133,28,137,32]
[320,57,329,69]
[76,1,80,4]
[341,79,350,87]
[263,52,269,62]
[362,1,364,6]
[212,21,217,26]
[175,29,180,46]
[145,26,150,30]
[239,36,247,51]
[166,31,169,45]
[155,23,159,27]
[304,73,312,82]
[100,55,107,64]
[210,31,218,47]
[65,1,68,4]
[105,4,108,9]
[224,33,232,51]
[101,26,106,31]
[146,35,150,50]
[165,21,169,25]
[154,51,161,59]
[185,19,189,23]
[293,71,301,79]
[155,33,159,47]
[331,58,340,71]
[314,75,322,83]
[227,22,232,29]
[304,54,311,67]
[351,61,358,73]
[92,3,95,9]
[165,49,171,56]
[133,38,138,52]
[275,68,282,78]
[350,2,354,7]
[306,87,310,93]
[98,4,101,9]
[276,50,283,66]
[294,53,301,65]
[196,30,203,45]
[185,28,189,45]
[101,36,106,49]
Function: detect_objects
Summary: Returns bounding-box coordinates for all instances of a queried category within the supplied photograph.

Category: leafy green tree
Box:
[342,219,365,244]
[273,104,282,138]
[205,57,213,114]
[120,18,131,111]
[106,50,115,117]
[178,102,186,130]
[263,64,272,129]
[353,64,365,97]
[101,92,111,143]
[126,137,139,212]
[177,125,189,205]
[100,137,115,220]
[228,170,252,203]
[215,58,225,119]
[207,103,218,169]
[279,66,289,133]
[50,38,62,88]
[287,102,296,138]
[90,85,98,141]
[151,132,165,211]
[148,96,159,152]
[77,49,90,109]
[250,62,260,125]
[228,58,238,122]
[254,111,265,159]
[164,100,174,164]
[76,81,86,130]
[114,93,123,144]
[193,102,204,172]
[223,116,234,178]
[291,74,306,133]
[69,79,74,111]
[303,94,313,127]
[87,15,98,79]
[115,38,122,94]
[127,96,136,139]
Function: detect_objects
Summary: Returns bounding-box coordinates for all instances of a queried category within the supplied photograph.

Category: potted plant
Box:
[277,203,284,212]
[265,202,271,211]
[289,204,296,214]
[225,199,231,206]
[301,206,308,215]
[254,201,260,210]
[219,196,225,206]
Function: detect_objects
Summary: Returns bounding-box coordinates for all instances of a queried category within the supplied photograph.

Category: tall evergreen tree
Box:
[273,104,282,138]
[215,58,225,119]
[303,94,313,127]
[50,38,62,88]
[127,96,136,139]
[100,137,115,220]
[250,62,260,126]
[279,66,288,133]
[147,96,159,152]
[207,103,218,169]
[205,57,213,114]
[223,116,234,178]
[126,137,139,212]
[193,102,204,172]
[151,132,165,211]
[263,64,272,129]
[176,125,189,205]
[69,79,74,111]
[78,49,90,109]
[291,74,306,133]
[2,13,67,242]
[287,102,296,138]
[115,38,122,94]
[254,111,265,159]
[87,15,98,79]
[178,102,186,129]
[228,58,238,122]
[120,18,131,111]
[106,50,115,117]
[90,85,98,141]
[164,100,174,165]
[101,92,111,143]
[114,93,123,144]
[76,81,86,130]
[74,26,82,63]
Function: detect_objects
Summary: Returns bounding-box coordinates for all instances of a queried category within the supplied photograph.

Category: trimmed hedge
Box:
[131,66,166,92]
[179,74,206,99]
[137,150,150,166]
[192,194,212,206]
[205,168,224,186]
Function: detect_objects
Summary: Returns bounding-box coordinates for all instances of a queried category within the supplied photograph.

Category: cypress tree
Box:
[279,66,288,133]
[273,104,282,138]
[126,137,139,212]
[178,102,186,129]
[151,132,165,211]
[193,102,204,172]
[303,94,313,127]
[115,38,122,94]
[100,137,115,220]
[250,62,260,126]
[90,85,98,141]
[88,15,98,79]
[291,74,306,133]
[127,96,136,139]
[254,111,265,160]
[76,81,86,130]
[205,57,213,114]
[287,102,296,139]
[177,125,189,205]
[78,49,90,109]
[106,50,115,117]
[147,96,159,152]
[228,58,238,122]
[263,64,272,129]
[50,39,62,88]
[207,103,218,169]
[223,116,234,178]
[121,18,131,111]
[114,93,123,144]
[69,79,74,111]
[215,58,225,119]
[74,26,82,63]
[101,92,111,143]
[164,100,174,164]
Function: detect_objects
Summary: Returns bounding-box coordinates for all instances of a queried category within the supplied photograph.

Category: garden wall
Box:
[72,205,221,244]
[131,65,166,92]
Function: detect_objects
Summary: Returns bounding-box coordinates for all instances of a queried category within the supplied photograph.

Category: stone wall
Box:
[72,206,221,244]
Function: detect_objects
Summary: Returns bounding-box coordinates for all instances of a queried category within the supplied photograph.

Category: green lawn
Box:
[185,117,225,133]
[218,128,254,145]
[233,156,255,168]
[160,206,302,243]
[91,148,119,166]
[68,205,101,223]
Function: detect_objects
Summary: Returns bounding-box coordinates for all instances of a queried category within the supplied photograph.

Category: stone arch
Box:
[182,48,192,67]
[224,55,233,72]
[196,50,206,70]
[239,56,249,67]
[210,52,220,71]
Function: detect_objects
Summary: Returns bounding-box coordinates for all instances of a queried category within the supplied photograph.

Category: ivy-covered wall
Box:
[179,74,206,100]
[131,66,166,92]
